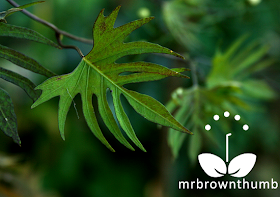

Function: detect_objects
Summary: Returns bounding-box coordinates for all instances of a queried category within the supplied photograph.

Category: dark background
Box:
[0,0,280,196]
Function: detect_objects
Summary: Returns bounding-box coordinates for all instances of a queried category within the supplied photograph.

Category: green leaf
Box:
[0,8,22,23]
[0,23,60,49]
[0,1,44,21]
[207,36,273,88]
[241,80,276,100]
[32,6,190,151]
[0,67,40,101]
[188,126,201,165]
[163,1,204,51]
[168,104,193,158]
[0,1,44,22]
[167,35,276,160]
[0,44,55,77]
[0,88,21,145]
[12,1,45,10]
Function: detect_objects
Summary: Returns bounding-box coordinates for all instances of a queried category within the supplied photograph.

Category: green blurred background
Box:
[0,0,280,196]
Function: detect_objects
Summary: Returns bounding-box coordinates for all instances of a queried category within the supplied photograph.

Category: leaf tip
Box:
[31,103,37,109]
[116,5,122,10]
[12,136,21,146]
[108,5,121,17]
[61,134,65,141]
[129,146,135,151]
[174,52,185,60]
[182,127,192,135]
[167,49,185,60]
[99,8,105,16]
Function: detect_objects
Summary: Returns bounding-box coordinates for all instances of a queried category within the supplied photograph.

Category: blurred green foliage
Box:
[0,0,280,197]
[167,35,275,159]
[0,1,59,146]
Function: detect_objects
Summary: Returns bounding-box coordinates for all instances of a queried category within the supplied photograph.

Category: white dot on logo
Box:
[243,124,249,131]
[213,115,220,121]
[205,124,211,131]
[224,111,230,117]
[234,115,241,121]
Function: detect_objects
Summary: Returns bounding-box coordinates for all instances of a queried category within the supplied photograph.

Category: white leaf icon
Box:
[198,153,227,178]
[228,153,257,178]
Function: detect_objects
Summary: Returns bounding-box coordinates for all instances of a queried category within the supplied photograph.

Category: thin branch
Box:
[55,32,84,57]
[6,0,93,45]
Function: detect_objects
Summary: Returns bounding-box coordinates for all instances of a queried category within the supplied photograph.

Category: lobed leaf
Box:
[0,88,21,145]
[32,6,190,151]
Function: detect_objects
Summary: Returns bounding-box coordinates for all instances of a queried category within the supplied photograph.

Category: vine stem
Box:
[6,0,93,44]
[6,0,92,57]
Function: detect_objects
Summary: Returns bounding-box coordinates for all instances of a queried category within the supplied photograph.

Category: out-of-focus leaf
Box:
[222,35,249,61]
[0,23,60,49]
[0,88,20,145]
[10,1,44,11]
[167,36,276,159]
[0,44,55,77]
[246,59,276,74]
[0,8,22,23]
[242,80,276,100]
[168,88,195,158]
[32,6,190,152]
[232,46,269,78]
[163,0,237,55]
[0,67,40,101]
[163,1,204,51]
[168,105,193,158]
[188,127,201,164]
[0,1,44,22]
[207,36,274,88]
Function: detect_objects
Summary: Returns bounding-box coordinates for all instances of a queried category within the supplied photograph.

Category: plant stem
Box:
[55,32,84,57]
[6,0,93,45]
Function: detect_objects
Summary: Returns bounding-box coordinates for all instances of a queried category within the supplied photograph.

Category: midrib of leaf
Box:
[73,61,87,92]
[83,57,180,129]
[0,106,12,131]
